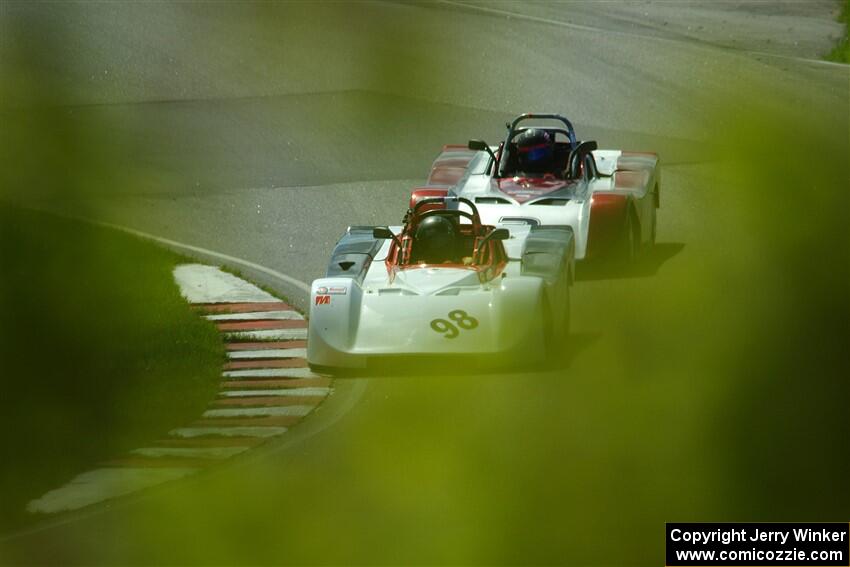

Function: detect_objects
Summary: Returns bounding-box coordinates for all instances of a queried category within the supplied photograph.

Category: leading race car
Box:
[409,113,660,265]
[307,197,574,373]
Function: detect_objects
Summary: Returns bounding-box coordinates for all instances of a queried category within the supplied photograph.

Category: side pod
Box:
[521,225,576,282]
[325,226,384,282]
[308,277,366,370]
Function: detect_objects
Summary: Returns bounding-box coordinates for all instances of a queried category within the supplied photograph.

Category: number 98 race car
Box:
[307,197,574,373]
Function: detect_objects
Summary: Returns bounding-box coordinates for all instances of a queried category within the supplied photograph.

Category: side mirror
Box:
[491,228,510,241]
[474,227,510,264]
[373,227,395,240]
[469,139,499,174]
[373,226,402,250]
[567,140,599,178]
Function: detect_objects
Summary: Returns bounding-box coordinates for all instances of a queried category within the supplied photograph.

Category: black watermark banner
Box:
[666,523,849,566]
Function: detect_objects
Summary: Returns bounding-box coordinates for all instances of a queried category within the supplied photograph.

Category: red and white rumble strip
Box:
[27,264,329,514]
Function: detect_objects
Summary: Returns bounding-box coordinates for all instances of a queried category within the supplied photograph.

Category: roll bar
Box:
[506,113,577,147]
[410,196,481,227]
[498,113,578,178]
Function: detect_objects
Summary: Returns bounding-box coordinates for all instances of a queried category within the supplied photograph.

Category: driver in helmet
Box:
[414,215,470,265]
[514,128,556,176]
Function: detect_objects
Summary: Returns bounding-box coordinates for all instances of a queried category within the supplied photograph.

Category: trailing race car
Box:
[410,113,660,264]
[307,197,574,373]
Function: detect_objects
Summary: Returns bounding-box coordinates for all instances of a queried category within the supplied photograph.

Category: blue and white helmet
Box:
[515,128,554,170]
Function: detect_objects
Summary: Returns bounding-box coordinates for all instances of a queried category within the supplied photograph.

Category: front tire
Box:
[542,275,570,365]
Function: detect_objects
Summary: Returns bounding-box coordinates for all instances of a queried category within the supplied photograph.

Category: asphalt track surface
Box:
[1,1,848,564]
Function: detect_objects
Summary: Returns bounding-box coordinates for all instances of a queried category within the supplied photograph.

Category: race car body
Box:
[410,113,660,262]
[307,197,574,372]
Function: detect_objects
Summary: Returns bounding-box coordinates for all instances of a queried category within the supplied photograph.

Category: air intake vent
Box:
[533,198,569,206]
[378,288,417,296]
[475,197,511,205]
[435,288,461,296]
[499,217,540,226]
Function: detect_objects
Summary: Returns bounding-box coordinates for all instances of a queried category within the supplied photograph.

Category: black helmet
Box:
[515,128,554,172]
[414,215,459,264]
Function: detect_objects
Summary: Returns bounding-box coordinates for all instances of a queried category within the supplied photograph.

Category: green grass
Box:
[0,205,224,531]
[826,0,850,62]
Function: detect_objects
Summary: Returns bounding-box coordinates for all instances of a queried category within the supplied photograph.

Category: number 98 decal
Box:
[430,309,479,339]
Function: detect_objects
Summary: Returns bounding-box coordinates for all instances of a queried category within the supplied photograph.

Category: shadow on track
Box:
[315,331,600,379]
[576,242,685,282]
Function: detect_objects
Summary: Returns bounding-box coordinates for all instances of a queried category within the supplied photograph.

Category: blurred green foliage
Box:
[0,1,847,564]
[0,205,224,532]
[0,4,224,531]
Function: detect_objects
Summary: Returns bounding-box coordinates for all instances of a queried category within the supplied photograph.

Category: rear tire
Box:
[541,295,555,361]
[562,274,571,337]
[647,187,658,250]
[612,207,638,270]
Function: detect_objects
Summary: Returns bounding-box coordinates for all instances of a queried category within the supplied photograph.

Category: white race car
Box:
[307,197,574,373]
[410,113,660,264]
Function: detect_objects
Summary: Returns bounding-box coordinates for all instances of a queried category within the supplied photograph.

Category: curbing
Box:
[26,264,329,515]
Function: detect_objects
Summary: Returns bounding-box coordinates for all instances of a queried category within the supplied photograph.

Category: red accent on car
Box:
[586,193,629,259]
[612,169,649,190]
[399,258,508,283]
[315,295,330,306]
[387,196,509,284]
[425,145,478,186]
[427,166,468,186]
[517,142,550,154]
[408,187,449,211]
[496,176,575,203]
[619,151,658,159]
[431,157,476,170]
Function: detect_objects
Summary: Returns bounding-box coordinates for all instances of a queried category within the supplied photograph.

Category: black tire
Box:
[541,296,563,364]
[541,295,556,361]
[542,270,570,365]
[562,273,571,337]
[650,206,657,247]
[648,185,658,249]
[612,207,638,269]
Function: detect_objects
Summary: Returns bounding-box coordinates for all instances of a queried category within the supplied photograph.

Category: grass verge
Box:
[0,205,224,531]
[826,0,849,62]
